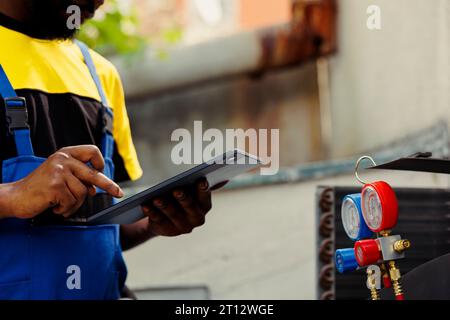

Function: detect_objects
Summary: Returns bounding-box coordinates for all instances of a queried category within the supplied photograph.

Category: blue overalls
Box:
[0,42,127,300]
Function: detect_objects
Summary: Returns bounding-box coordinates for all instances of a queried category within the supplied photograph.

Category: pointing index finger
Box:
[67,158,124,198]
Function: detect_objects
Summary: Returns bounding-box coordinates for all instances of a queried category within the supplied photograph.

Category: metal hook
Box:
[355,156,377,185]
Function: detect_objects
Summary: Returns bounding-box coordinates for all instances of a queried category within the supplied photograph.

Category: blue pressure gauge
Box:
[341,194,373,241]
[335,248,358,273]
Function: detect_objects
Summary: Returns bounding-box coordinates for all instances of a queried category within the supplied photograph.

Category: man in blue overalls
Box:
[0,0,212,299]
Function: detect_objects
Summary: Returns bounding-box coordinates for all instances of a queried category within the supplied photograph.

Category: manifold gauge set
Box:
[335,156,411,300]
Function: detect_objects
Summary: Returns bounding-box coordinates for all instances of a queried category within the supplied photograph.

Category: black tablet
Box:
[69,149,261,225]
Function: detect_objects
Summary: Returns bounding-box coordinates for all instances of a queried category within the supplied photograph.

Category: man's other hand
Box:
[141,179,215,237]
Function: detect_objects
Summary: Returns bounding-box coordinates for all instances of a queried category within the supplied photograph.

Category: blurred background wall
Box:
[115,0,327,186]
[329,0,450,158]
[84,0,450,299]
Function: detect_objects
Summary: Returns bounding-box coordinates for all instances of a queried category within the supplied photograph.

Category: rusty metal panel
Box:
[257,0,337,73]
[119,0,337,97]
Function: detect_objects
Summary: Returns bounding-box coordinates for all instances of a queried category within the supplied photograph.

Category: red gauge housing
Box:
[354,239,381,266]
[361,181,398,232]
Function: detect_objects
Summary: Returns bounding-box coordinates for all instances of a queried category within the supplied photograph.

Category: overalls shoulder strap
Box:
[75,41,115,180]
[0,65,34,157]
[75,41,109,109]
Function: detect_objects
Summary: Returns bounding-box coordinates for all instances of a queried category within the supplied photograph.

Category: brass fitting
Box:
[370,287,380,300]
[388,260,403,298]
[376,230,408,299]
[367,269,380,300]
[393,239,411,253]
[379,230,391,237]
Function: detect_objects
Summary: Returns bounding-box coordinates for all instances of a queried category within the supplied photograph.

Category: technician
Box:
[0,0,212,300]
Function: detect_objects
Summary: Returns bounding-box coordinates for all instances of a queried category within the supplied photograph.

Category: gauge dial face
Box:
[342,198,361,240]
[361,186,383,230]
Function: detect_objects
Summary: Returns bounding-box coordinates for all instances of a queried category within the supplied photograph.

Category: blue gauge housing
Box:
[341,194,373,241]
[335,248,358,273]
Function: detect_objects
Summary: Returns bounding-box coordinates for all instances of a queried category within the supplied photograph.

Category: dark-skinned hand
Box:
[141,179,226,237]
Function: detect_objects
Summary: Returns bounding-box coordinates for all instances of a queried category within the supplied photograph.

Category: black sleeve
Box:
[112,142,131,183]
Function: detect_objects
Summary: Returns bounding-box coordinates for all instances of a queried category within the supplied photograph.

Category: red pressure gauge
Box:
[361,181,398,232]
[354,239,381,267]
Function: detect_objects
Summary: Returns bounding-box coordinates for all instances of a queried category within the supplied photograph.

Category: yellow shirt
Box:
[0,23,143,181]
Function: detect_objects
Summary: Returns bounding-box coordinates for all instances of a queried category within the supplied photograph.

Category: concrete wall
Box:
[126,62,323,187]
[329,0,450,158]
